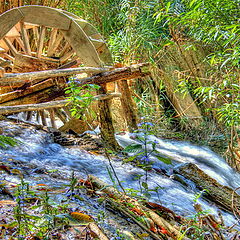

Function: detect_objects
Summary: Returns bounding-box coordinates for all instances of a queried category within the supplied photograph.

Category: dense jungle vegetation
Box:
[0,0,239,239]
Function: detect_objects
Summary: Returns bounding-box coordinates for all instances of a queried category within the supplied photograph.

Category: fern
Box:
[0,135,21,149]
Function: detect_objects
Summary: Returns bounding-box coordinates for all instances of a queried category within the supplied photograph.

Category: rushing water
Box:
[0,120,239,228]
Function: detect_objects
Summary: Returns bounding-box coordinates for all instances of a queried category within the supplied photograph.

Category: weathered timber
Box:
[0,78,58,104]
[13,54,59,73]
[39,110,47,126]
[175,163,240,214]
[0,67,112,87]
[20,22,32,56]
[60,18,102,67]
[117,80,138,131]
[48,109,57,128]
[0,64,149,87]
[54,108,68,124]
[0,67,4,78]
[78,63,150,86]
[88,175,189,240]
[97,84,122,151]
[0,93,121,115]
[88,223,109,240]
[0,8,23,40]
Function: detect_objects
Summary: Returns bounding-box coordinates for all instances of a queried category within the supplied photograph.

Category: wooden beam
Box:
[0,66,112,87]
[48,109,57,128]
[61,18,102,67]
[0,8,24,40]
[36,26,46,58]
[20,6,71,30]
[0,78,58,104]
[3,38,18,56]
[0,63,149,87]
[20,22,32,56]
[77,63,150,86]
[0,93,121,115]
[47,28,58,56]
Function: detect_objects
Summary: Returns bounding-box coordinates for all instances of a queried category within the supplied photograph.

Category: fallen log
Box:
[0,63,150,87]
[0,93,121,115]
[88,175,189,240]
[0,66,111,87]
[77,63,150,86]
[175,163,240,214]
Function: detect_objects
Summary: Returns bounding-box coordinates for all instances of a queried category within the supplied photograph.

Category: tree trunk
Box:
[117,80,138,131]
[97,84,122,151]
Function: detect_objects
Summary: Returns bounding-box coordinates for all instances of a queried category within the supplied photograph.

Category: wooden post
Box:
[39,110,47,126]
[26,111,33,121]
[117,80,138,131]
[48,109,57,128]
[54,108,67,124]
[97,84,122,151]
[0,67,4,78]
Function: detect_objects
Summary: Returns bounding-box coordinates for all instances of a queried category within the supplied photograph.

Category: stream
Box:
[0,120,239,235]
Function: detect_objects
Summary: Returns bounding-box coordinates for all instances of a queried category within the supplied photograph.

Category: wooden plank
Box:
[20,6,71,30]
[0,53,14,61]
[47,28,58,56]
[15,37,25,52]
[75,19,113,65]
[58,41,70,57]
[12,54,59,73]
[47,32,64,57]
[48,109,57,128]
[0,93,121,114]
[39,110,47,126]
[0,78,57,103]
[5,26,20,38]
[26,111,33,121]
[61,19,102,67]
[0,67,4,78]
[37,26,46,58]
[3,38,18,56]
[0,66,112,86]
[0,8,24,40]
[33,27,39,50]
[60,49,74,63]
[20,22,31,55]
[54,108,67,123]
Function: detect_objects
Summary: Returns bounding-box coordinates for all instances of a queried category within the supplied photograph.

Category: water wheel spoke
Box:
[15,37,25,52]
[47,31,63,57]
[47,28,58,56]
[3,38,18,56]
[58,41,71,58]
[0,53,14,61]
[20,22,32,55]
[33,27,40,50]
[37,26,46,58]
[60,49,75,63]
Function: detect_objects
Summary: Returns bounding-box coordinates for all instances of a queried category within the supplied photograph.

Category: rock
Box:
[175,163,240,214]
[59,118,90,134]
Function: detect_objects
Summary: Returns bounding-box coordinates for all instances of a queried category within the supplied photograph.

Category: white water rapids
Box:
[0,120,239,229]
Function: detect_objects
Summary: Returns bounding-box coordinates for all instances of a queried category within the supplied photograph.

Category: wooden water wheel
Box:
[0,5,113,124]
[0,6,149,150]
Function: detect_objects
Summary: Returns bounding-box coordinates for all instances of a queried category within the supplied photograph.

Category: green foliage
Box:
[123,121,171,199]
[65,79,100,119]
[0,135,20,149]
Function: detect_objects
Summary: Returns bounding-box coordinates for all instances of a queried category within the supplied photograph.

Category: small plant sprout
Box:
[123,121,172,199]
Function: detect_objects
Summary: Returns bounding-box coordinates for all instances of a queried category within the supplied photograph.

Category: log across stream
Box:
[0,120,239,238]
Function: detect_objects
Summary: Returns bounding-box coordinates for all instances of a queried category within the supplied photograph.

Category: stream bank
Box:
[0,120,239,239]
